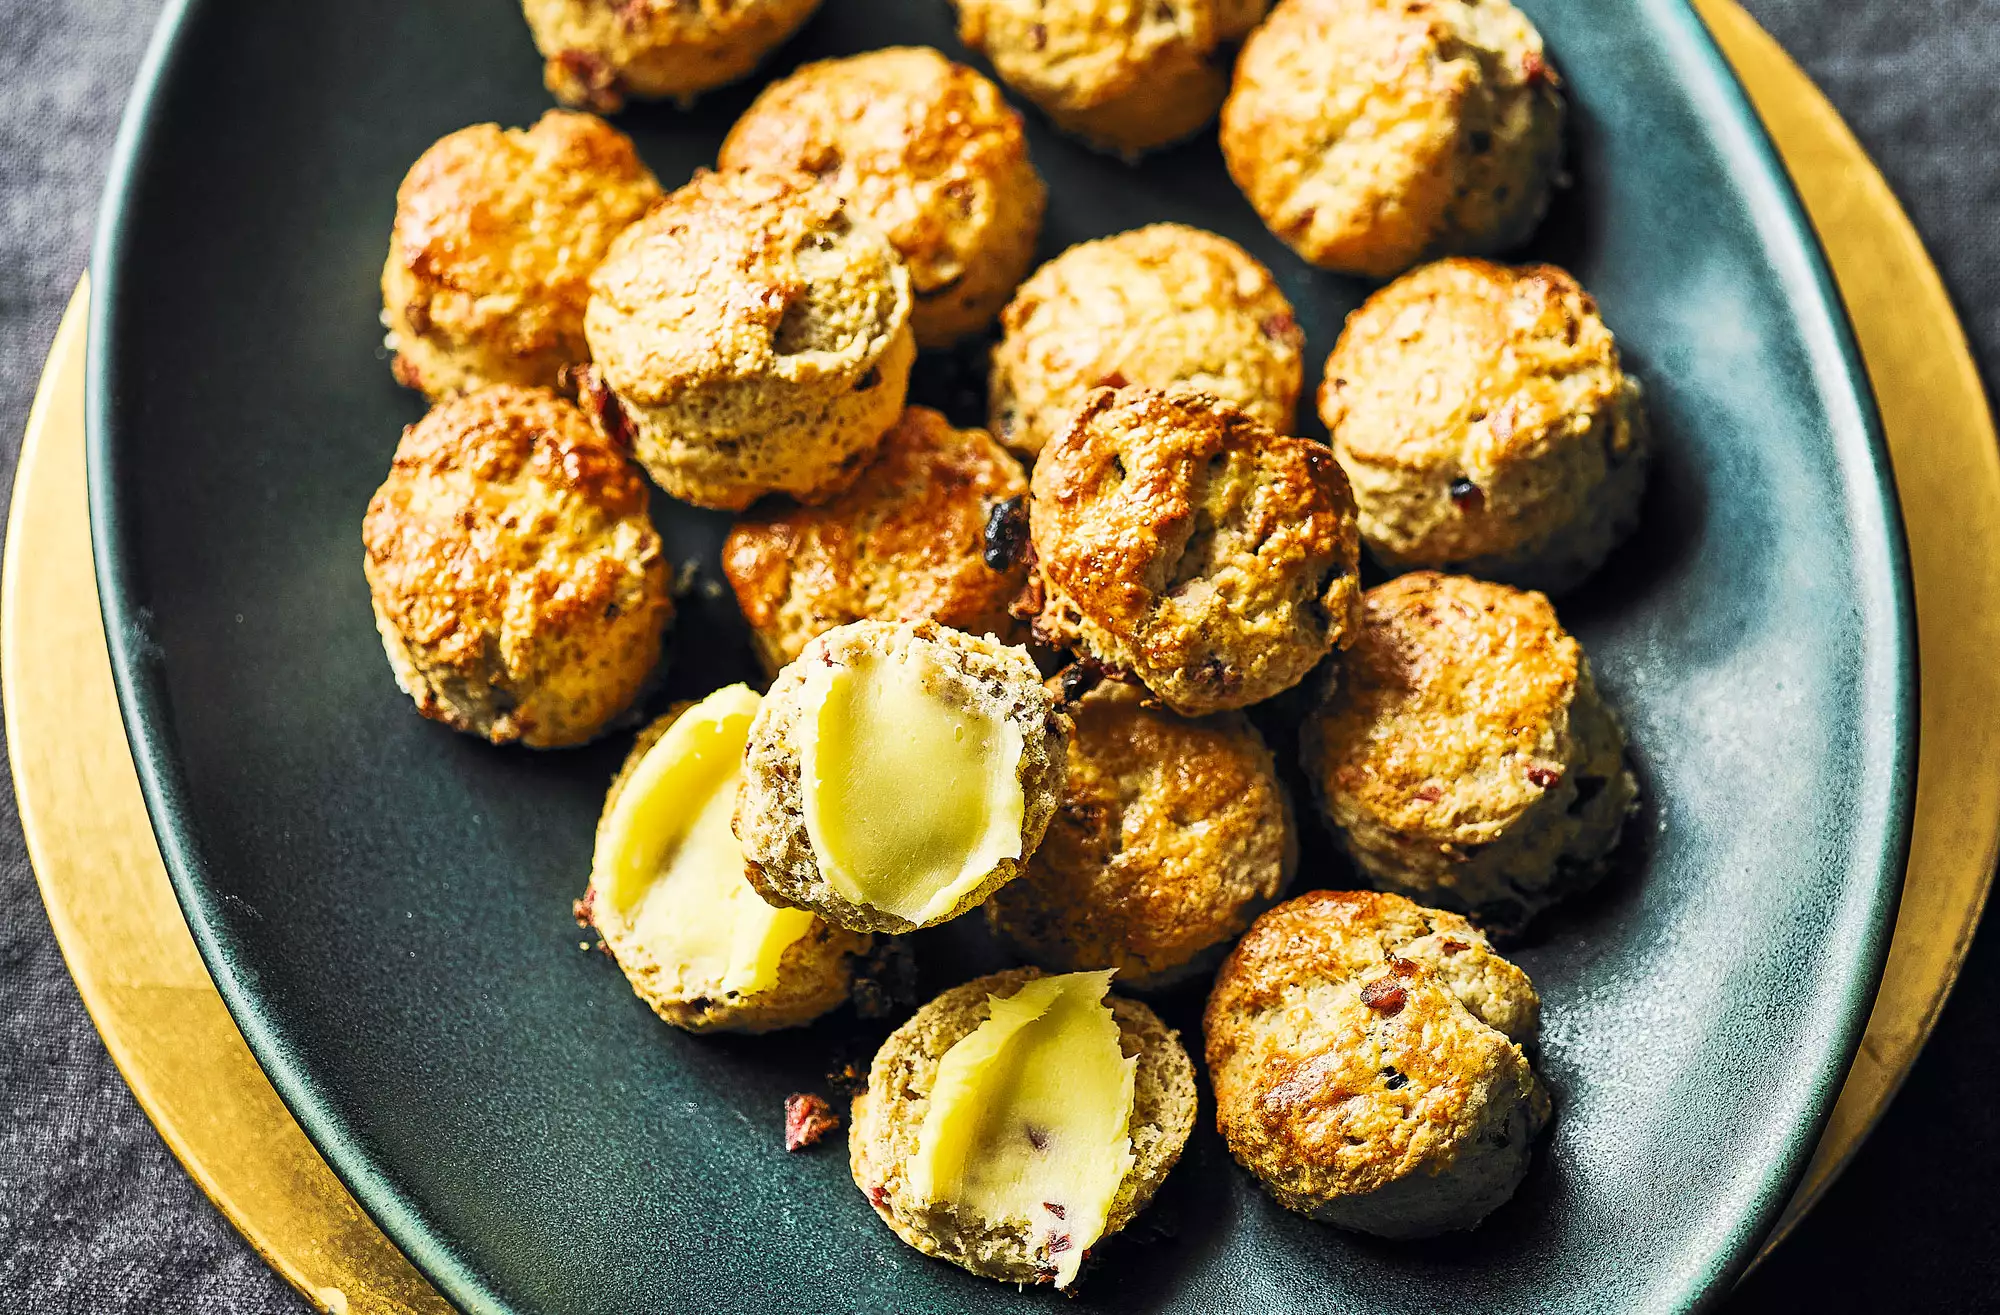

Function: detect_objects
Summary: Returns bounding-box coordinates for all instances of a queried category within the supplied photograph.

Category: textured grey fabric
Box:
[0,1,1994,1311]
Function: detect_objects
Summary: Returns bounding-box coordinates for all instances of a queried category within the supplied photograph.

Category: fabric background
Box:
[1,1,1995,1310]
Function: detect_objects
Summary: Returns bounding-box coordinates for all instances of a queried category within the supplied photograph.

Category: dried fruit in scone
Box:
[523,0,822,112]
[381,110,662,400]
[1028,385,1362,717]
[1300,572,1638,928]
[734,620,1069,935]
[582,169,915,512]
[720,47,1046,348]
[362,386,671,748]
[1205,889,1550,1238]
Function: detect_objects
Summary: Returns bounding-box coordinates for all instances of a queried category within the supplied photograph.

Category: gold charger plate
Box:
[7,2,1996,1308]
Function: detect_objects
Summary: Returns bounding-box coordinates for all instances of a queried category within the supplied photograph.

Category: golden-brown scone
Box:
[1205,889,1549,1238]
[989,224,1305,458]
[985,682,1295,988]
[1322,258,1647,591]
[1220,0,1564,277]
[719,47,1047,348]
[362,386,672,748]
[850,968,1197,1285]
[1028,386,1362,717]
[581,710,871,1032]
[582,169,915,512]
[722,407,1029,677]
[954,0,1269,156]
[381,111,663,401]
[523,0,822,111]
[1300,572,1637,928]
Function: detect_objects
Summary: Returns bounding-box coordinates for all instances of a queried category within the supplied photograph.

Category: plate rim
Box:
[82,0,1918,1310]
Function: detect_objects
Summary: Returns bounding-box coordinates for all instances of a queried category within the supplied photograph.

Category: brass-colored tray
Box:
[7,2,1995,1308]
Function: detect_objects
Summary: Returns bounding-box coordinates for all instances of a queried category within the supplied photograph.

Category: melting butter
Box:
[909,971,1137,1288]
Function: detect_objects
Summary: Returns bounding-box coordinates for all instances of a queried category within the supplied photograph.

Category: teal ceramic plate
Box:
[87,1,1914,1310]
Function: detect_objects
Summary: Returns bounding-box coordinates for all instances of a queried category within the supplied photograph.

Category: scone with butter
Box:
[850,969,1197,1288]
[582,685,871,1032]
[735,620,1069,935]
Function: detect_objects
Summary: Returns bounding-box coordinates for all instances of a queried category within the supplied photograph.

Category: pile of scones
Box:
[361,0,1647,1290]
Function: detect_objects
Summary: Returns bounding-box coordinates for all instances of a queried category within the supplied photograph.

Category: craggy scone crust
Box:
[364,387,671,748]
[583,169,915,512]
[584,710,872,1033]
[381,111,663,401]
[1029,386,1362,717]
[1322,258,1648,591]
[955,0,1270,156]
[1221,0,1564,277]
[990,224,1305,458]
[1301,573,1637,928]
[850,968,1198,1285]
[1205,889,1550,1238]
[986,682,1296,988]
[734,620,1071,934]
[723,407,1030,677]
[524,0,822,112]
[720,47,1047,348]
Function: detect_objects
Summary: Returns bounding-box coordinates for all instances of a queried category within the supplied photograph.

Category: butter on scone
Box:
[851,969,1197,1288]
[585,686,870,1033]
[735,620,1069,935]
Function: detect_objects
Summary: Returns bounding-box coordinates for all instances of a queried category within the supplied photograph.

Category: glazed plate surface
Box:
[87,1,1913,1311]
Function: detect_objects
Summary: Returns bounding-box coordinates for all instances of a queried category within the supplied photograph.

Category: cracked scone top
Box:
[381,110,662,401]
[523,0,823,112]
[1028,386,1362,717]
[362,386,672,749]
[720,47,1047,348]
[583,169,915,511]
[1221,0,1564,277]
[990,224,1305,458]
[1301,572,1637,928]
[1205,889,1550,1238]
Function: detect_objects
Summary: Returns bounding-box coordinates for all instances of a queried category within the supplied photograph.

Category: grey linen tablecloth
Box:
[2,1,1997,1310]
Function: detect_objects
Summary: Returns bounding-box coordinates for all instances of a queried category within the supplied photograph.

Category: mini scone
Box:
[985,681,1296,988]
[523,0,822,113]
[719,47,1047,348]
[362,386,672,748]
[1028,386,1362,717]
[989,224,1305,458]
[1321,258,1647,590]
[582,169,915,512]
[735,620,1069,934]
[953,0,1270,156]
[1205,889,1549,1237]
[1301,572,1637,927]
[583,686,871,1032]
[1220,0,1565,277]
[723,407,1030,677]
[381,110,663,400]
[850,969,1197,1287]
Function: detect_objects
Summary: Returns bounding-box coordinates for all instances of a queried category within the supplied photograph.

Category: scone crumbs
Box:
[784,1093,841,1151]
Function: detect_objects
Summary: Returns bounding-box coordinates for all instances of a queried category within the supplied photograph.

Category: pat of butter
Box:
[592,684,817,998]
[798,648,1025,925]
[909,971,1137,1288]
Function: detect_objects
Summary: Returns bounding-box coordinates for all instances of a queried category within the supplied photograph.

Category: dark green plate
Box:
[87,0,1915,1310]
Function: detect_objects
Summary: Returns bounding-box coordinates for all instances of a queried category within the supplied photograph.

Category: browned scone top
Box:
[723,407,1030,676]
[1220,0,1564,277]
[990,224,1305,458]
[1205,889,1549,1237]
[381,111,662,401]
[583,168,914,511]
[1029,385,1362,717]
[720,47,1047,347]
[523,0,823,112]
[362,386,672,748]
[1322,258,1647,591]
[985,681,1296,988]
